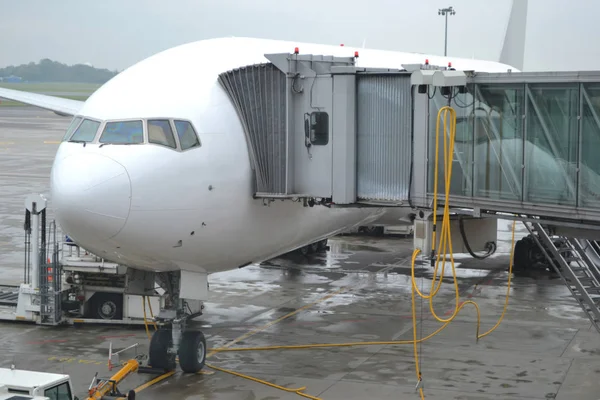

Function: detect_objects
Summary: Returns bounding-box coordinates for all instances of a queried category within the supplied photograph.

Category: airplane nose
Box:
[51,153,131,242]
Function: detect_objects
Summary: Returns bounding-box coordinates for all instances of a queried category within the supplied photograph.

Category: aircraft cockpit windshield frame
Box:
[99,119,144,145]
[61,115,202,151]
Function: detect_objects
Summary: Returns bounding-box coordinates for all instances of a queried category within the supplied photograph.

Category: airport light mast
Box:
[438,6,456,56]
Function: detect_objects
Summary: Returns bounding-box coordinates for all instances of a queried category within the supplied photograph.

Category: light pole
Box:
[438,6,456,56]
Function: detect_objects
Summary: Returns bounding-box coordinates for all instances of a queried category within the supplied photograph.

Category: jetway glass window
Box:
[99,120,144,144]
[473,84,524,201]
[62,116,82,142]
[69,118,100,143]
[428,88,473,197]
[148,119,177,149]
[580,84,600,207]
[524,84,578,206]
[174,120,200,150]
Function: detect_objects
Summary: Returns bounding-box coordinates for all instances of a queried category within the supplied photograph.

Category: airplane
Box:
[0,0,527,375]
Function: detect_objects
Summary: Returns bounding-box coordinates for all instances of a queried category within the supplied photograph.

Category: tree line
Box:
[0,59,119,83]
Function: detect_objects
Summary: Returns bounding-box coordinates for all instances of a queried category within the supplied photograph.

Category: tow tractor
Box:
[0,365,79,400]
[0,342,158,400]
[0,362,138,400]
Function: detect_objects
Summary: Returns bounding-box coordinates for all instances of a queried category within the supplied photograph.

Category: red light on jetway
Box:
[354,51,359,57]
[448,62,452,67]
[340,43,344,46]
[294,47,299,54]
[425,59,429,65]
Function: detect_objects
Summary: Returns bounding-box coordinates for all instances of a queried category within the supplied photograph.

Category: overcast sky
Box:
[0,0,595,72]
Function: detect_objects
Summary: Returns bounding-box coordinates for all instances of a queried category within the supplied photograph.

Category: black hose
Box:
[458,216,497,260]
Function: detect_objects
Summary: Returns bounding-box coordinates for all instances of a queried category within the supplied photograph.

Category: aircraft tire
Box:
[513,238,529,271]
[149,329,176,371]
[178,331,206,373]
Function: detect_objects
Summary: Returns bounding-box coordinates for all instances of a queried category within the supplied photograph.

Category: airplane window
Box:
[69,118,100,142]
[62,116,82,142]
[148,119,177,149]
[174,120,200,150]
[99,120,144,144]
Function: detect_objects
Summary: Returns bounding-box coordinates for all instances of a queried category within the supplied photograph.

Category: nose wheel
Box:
[178,331,206,373]
[148,326,207,373]
[148,329,176,371]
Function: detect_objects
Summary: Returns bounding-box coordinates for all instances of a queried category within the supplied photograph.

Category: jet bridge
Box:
[219,53,600,226]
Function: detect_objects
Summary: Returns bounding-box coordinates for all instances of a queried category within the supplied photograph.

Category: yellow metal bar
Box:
[86,359,139,400]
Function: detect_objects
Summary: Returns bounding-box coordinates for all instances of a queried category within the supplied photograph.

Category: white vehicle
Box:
[0,0,527,375]
[0,367,77,400]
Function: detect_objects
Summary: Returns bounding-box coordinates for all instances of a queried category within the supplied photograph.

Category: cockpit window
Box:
[148,120,177,149]
[99,120,143,144]
[70,119,100,142]
[62,116,82,142]
[174,120,200,150]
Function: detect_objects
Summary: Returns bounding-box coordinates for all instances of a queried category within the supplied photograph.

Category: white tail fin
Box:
[499,0,528,71]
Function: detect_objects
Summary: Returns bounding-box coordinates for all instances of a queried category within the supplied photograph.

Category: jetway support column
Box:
[332,72,357,204]
[409,70,433,208]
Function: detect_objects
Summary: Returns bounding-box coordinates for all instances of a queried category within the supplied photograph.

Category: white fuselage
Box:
[49,37,517,275]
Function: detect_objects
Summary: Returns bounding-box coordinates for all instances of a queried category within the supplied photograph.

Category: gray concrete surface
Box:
[0,107,599,399]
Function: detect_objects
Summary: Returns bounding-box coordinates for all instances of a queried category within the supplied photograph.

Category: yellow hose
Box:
[142,295,158,341]
[409,105,516,399]
[206,363,321,400]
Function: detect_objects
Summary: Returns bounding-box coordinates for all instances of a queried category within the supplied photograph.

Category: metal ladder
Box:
[524,222,600,334]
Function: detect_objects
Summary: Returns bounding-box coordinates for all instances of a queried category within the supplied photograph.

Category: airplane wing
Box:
[0,87,84,116]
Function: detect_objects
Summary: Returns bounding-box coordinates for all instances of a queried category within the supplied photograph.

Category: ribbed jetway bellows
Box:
[356,75,412,202]
[218,63,287,194]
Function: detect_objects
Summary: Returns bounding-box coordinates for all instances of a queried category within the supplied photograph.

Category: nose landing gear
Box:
[148,313,207,373]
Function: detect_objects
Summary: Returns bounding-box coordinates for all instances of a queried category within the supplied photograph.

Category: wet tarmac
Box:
[1,107,600,399]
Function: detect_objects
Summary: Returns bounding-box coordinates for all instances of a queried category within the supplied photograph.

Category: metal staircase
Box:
[524,222,600,333]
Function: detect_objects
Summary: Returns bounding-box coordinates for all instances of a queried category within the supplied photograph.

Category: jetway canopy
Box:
[218,53,600,224]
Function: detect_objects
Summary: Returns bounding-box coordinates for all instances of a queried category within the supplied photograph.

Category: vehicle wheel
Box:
[127,389,136,400]
[149,329,176,371]
[91,293,123,320]
[178,330,206,373]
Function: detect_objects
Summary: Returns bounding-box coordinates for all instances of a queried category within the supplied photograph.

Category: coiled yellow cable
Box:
[410,105,516,399]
